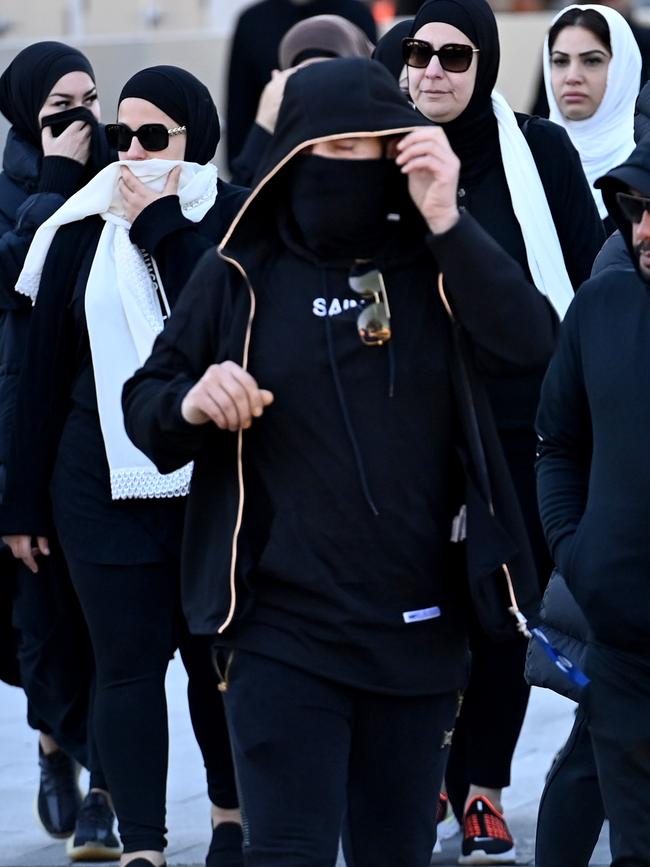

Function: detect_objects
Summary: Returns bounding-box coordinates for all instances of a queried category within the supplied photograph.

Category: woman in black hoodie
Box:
[122,58,557,867]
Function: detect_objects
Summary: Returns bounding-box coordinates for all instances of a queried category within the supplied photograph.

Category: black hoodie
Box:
[123,59,553,695]
[536,137,650,653]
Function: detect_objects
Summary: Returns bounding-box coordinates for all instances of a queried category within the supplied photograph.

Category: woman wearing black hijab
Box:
[0,41,122,861]
[372,18,413,93]
[401,0,604,862]
[1,66,246,867]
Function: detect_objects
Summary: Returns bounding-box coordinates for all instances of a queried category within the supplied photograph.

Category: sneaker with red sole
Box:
[458,795,516,865]
[433,791,461,855]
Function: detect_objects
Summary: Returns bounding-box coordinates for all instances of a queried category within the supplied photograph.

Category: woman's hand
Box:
[395,127,461,235]
[119,165,181,224]
[181,361,274,431]
[41,120,92,165]
[2,535,50,574]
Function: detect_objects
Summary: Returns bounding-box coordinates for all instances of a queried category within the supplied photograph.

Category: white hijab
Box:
[543,4,641,219]
[16,159,218,500]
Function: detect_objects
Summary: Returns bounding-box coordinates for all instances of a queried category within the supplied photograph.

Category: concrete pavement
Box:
[0,656,611,866]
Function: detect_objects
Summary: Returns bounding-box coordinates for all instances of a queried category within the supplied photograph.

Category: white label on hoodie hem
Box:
[402,606,441,624]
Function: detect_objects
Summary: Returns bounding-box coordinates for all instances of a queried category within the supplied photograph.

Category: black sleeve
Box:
[427,210,559,370]
[128,184,249,309]
[0,163,83,312]
[524,117,605,288]
[226,15,267,169]
[229,124,272,187]
[0,224,88,536]
[535,294,592,577]
[122,250,236,473]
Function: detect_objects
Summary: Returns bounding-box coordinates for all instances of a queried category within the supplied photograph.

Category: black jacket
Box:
[536,138,650,653]
[0,128,114,502]
[0,177,248,563]
[123,60,555,695]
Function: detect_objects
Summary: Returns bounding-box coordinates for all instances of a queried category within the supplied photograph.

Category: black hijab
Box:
[410,0,500,184]
[372,18,413,83]
[118,66,220,164]
[0,41,95,148]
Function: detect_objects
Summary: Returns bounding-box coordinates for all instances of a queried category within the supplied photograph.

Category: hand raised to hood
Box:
[181,361,274,432]
[395,127,460,235]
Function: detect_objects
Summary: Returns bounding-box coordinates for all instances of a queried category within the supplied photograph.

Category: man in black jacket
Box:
[536,136,650,866]
[124,59,550,866]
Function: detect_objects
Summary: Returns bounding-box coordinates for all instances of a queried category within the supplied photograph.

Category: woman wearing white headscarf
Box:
[544,4,641,231]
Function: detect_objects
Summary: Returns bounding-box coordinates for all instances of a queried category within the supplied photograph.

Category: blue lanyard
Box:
[530,626,590,689]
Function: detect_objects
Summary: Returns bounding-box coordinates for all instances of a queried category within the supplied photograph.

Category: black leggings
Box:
[222,649,459,867]
[12,543,106,789]
[445,610,530,819]
[66,554,237,853]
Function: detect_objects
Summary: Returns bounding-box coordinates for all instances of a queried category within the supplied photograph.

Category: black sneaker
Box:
[458,796,516,865]
[65,791,122,862]
[35,746,83,839]
[206,821,244,867]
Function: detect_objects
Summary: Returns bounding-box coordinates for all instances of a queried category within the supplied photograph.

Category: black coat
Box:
[0,178,248,564]
[0,128,114,502]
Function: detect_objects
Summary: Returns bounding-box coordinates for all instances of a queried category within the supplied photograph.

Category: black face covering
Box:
[0,41,95,149]
[289,154,400,262]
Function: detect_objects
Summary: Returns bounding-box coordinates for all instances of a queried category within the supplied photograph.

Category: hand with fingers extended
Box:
[41,120,92,165]
[395,126,461,235]
[181,361,274,432]
[119,164,182,224]
[2,535,50,574]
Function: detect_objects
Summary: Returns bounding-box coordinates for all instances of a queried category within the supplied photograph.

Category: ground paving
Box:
[0,656,610,866]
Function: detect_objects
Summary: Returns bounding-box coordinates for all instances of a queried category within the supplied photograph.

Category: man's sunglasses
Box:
[402,38,479,72]
[348,266,391,346]
[616,191,650,224]
[105,122,186,152]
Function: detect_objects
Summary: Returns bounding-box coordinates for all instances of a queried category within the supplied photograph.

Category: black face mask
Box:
[288,154,399,262]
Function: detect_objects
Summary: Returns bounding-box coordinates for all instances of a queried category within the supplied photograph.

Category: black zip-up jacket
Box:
[536,137,650,653]
[123,60,555,694]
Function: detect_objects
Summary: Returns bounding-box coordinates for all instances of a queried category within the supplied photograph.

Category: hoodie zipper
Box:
[437,275,531,638]
[214,252,256,636]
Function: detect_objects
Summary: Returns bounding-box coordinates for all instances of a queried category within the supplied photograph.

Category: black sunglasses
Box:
[402,38,479,72]
[105,122,186,152]
[348,266,391,346]
[616,191,650,224]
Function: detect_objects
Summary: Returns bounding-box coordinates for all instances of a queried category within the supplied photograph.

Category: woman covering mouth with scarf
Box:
[1,66,247,867]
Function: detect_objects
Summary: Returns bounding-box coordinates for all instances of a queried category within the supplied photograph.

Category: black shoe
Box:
[66,791,122,862]
[35,746,83,839]
[206,822,244,867]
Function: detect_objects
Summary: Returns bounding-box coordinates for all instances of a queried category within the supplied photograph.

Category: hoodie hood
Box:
[219,58,431,265]
[595,136,650,278]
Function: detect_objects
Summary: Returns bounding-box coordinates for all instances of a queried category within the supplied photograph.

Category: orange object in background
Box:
[372,0,396,24]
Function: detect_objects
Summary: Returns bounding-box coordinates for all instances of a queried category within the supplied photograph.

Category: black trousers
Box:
[66,554,238,853]
[586,642,650,867]
[445,609,530,818]
[11,543,106,788]
[535,704,606,867]
[221,649,459,867]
